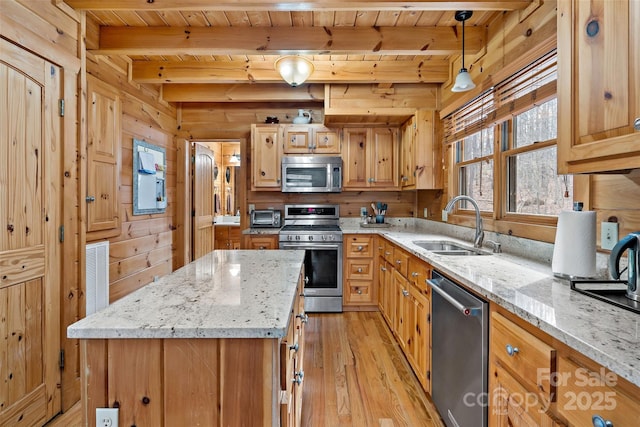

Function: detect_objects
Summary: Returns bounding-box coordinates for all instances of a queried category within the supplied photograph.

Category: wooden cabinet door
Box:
[558,0,640,173]
[251,125,282,189]
[411,286,430,392]
[87,76,121,233]
[400,116,416,188]
[243,235,278,250]
[0,40,62,426]
[369,128,398,189]
[283,125,311,154]
[313,127,341,154]
[414,110,441,189]
[342,128,369,188]
[378,259,391,324]
[193,143,216,259]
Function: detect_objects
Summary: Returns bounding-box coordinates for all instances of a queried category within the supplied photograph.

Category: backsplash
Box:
[341,217,615,279]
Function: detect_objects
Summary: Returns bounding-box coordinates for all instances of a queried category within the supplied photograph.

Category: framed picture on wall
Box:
[133,138,166,215]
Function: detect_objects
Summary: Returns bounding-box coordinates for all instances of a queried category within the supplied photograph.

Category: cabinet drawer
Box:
[346,259,374,280]
[408,256,431,292]
[393,247,409,278]
[491,312,556,402]
[557,356,640,427]
[382,240,394,263]
[346,235,374,257]
[345,280,374,304]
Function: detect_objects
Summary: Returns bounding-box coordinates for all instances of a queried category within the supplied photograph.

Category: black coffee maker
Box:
[609,231,640,302]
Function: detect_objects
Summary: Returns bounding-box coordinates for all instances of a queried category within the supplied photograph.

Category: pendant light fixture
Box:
[275,56,314,87]
[451,10,476,93]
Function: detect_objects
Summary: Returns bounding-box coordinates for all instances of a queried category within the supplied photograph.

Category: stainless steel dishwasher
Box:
[427,270,488,427]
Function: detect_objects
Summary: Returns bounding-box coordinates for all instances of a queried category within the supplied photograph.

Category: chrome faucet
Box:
[444,195,484,248]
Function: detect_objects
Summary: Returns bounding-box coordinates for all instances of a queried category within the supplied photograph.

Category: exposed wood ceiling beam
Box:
[163,83,325,102]
[132,59,450,84]
[95,26,484,56]
[65,0,533,12]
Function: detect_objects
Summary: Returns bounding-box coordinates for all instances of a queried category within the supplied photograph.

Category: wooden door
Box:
[341,128,369,188]
[401,117,416,188]
[369,128,398,189]
[0,40,62,426]
[251,125,281,189]
[86,76,121,233]
[283,125,310,153]
[192,143,215,260]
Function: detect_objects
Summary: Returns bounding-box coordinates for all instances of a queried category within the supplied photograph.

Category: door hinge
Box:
[59,349,65,370]
[59,225,64,243]
[192,210,195,217]
[427,313,431,323]
[427,370,430,380]
[59,99,65,117]
[191,155,195,164]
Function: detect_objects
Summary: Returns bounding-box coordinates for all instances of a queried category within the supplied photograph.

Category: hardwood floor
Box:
[302,311,442,427]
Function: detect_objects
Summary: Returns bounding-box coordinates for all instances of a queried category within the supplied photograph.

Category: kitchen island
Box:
[68,250,306,427]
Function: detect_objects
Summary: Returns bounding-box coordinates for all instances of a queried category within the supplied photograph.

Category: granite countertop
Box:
[341,220,640,388]
[67,250,305,340]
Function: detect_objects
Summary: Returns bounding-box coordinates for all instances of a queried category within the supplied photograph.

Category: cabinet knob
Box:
[634,117,640,131]
[293,370,304,385]
[402,289,409,297]
[411,272,419,277]
[357,267,363,273]
[505,344,519,356]
[357,289,362,294]
[381,266,387,271]
[385,251,391,256]
[289,342,299,352]
[357,245,364,251]
[592,415,613,427]
[396,260,402,265]
[296,313,309,323]
[85,196,95,202]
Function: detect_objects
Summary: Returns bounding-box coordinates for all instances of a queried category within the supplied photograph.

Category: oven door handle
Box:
[280,244,341,251]
[427,278,482,317]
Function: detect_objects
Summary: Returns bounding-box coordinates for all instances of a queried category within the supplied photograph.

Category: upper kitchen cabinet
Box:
[87,76,121,234]
[342,127,399,190]
[557,0,640,173]
[251,124,282,190]
[401,111,441,190]
[283,124,340,154]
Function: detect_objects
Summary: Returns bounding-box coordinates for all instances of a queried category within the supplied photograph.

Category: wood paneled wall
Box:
[86,52,177,303]
[1,0,84,413]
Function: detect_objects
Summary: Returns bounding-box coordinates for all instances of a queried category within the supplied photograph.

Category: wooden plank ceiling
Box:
[69,1,530,106]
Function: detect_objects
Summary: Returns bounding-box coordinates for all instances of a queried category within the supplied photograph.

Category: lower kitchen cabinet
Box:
[557,354,640,427]
[343,234,377,309]
[242,234,279,250]
[215,225,241,249]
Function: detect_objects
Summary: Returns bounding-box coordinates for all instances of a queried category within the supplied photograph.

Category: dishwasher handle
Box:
[427,278,482,317]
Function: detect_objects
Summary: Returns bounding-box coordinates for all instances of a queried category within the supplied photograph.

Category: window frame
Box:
[444,50,573,241]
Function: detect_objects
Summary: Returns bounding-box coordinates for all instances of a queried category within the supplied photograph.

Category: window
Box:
[443,50,573,225]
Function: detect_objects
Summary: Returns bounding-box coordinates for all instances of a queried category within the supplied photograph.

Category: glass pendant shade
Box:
[451,10,475,93]
[275,56,314,87]
[451,68,476,92]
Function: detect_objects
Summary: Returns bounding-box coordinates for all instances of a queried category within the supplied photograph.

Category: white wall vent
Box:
[85,241,109,315]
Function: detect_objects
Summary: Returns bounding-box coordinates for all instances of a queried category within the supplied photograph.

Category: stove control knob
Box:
[322,235,327,241]
[309,236,313,241]
[288,235,293,241]
[296,235,301,241]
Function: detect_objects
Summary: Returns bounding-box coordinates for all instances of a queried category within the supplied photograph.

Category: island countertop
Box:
[67,250,305,340]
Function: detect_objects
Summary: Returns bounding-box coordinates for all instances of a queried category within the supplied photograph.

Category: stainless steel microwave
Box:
[250,209,281,228]
[281,156,342,193]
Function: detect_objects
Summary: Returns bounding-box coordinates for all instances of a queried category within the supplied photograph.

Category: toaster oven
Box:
[250,209,282,228]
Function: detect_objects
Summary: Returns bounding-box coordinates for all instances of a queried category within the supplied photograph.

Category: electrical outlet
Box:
[360,207,368,217]
[248,204,255,213]
[601,222,619,250]
[442,210,448,222]
[96,408,118,427]
[423,208,428,218]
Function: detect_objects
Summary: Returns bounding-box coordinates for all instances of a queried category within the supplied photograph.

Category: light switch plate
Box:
[423,208,428,218]
[248,204,255,213]
[601,222,618,250]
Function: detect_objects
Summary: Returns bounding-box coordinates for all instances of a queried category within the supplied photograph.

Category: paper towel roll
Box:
[552,210,596,278]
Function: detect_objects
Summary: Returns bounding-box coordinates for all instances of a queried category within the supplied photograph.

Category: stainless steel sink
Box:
[412,240,490,256]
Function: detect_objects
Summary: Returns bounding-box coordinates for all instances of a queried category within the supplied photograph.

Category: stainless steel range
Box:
[279,204,343,312]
